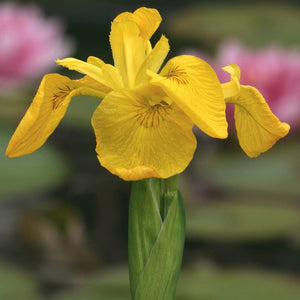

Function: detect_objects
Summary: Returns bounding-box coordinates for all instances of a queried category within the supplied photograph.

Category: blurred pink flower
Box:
[186,41,300,131]
[0,2,74,92]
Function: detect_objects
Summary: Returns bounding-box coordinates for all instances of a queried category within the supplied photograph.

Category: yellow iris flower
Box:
[5,7,289,181]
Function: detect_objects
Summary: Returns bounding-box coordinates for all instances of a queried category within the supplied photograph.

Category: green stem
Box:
[128,177,185,300]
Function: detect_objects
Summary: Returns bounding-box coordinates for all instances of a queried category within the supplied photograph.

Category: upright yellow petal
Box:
[91,88,196,181]
[101,64,124,90]
[135,35,170,86]
[6,74,104,158]
[149,55,228,139]
[131,7,162,41]
[57,58,106,84]
[78,76,111,94]
[114,7,161,42]
[231,86,290,157]
[110,17,146,88]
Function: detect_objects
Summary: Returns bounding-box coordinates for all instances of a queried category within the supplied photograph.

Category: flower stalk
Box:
[128,177,185,300]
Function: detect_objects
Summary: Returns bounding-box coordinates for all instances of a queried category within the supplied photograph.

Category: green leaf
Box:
[194,140,300,197]
[128,178,185,300]
[128,178,163,296]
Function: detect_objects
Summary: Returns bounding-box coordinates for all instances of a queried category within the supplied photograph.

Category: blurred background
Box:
[0,0,300,299]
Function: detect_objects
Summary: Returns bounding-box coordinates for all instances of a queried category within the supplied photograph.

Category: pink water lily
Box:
[0,2,73,92]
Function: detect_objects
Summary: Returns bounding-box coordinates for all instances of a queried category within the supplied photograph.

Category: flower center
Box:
[135,103,170,128]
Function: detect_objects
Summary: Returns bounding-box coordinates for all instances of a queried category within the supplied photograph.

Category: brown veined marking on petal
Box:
[134,102,171,128]
[52,85,72,109]
[163,66,189,85]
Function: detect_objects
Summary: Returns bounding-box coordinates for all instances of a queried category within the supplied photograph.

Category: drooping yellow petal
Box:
[56,58,123,90]
[149,55,228,139]
[109,17,146,88]
[221,63,290,156]
[6,74,104,158]
[91,88,197,181]
[231,86,290,157]
[135,35,170,86]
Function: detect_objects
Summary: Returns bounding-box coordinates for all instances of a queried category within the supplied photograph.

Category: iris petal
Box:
[56,58,107,84]
[233,86,290,157]
[56,58,123,90]
[110,18,145,88]
[101,64,124,90]
[149,55,228,139]
[91,88,196,181]
[78,76,111,94]
[131,7,162,41]
[6,74,104,157]
[135,35,170,86]
[114,7,161,42]
[87,56,105,68]
[222,63,290,157]
[221,63,241,99]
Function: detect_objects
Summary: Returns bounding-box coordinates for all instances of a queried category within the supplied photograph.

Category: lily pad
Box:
[56,265,300,300]
[186,201,300,242]
[0,262,39,300]
[56,267,130,300]
[166,3,300,47]
[177,265,300,300]
[194,140,300,197]
[0,129,69,198]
